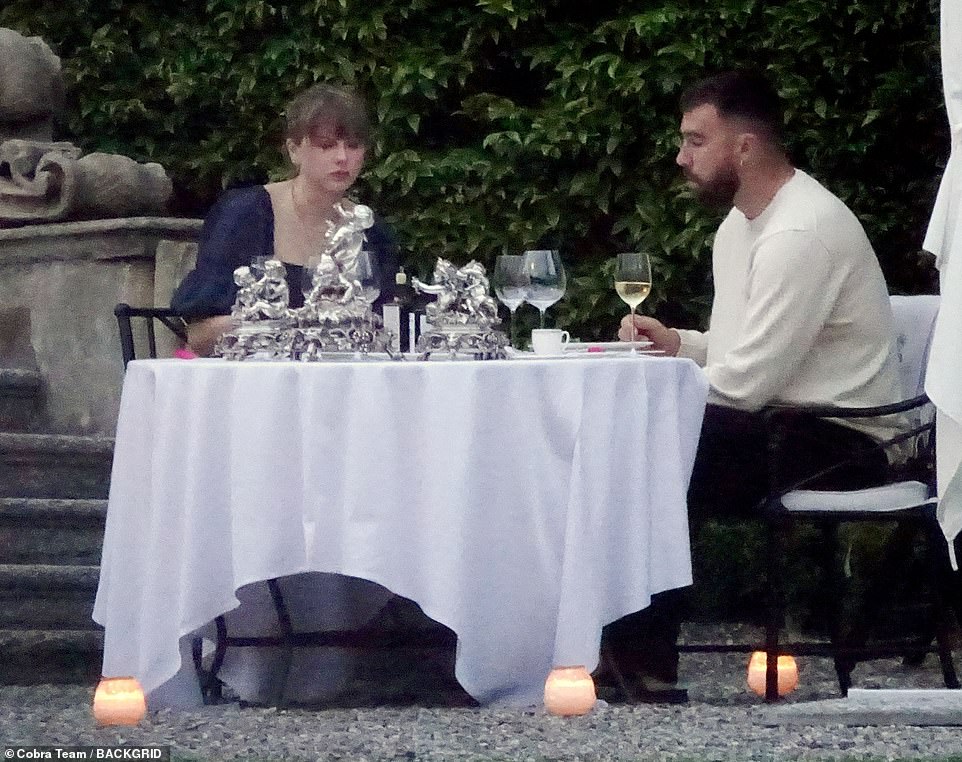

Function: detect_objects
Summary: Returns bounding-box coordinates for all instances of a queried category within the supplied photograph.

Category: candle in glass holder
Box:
[544,666,596,716]
[747,651,798,697]
[93,676,147,726]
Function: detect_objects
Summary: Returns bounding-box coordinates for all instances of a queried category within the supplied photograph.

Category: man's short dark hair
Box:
[680,69,783,146]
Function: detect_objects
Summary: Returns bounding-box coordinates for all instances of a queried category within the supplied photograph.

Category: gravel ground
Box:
[2,625,962,761]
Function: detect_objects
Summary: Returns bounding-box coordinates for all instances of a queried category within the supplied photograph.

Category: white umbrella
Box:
[923,0,962,568]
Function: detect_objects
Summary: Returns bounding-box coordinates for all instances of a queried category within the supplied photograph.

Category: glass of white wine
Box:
[614,252,652,353]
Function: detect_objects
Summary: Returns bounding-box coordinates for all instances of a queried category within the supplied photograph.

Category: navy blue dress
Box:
[172,186,400,318]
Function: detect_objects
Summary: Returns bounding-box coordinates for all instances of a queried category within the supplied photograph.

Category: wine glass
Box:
[301,252,322,304]
[613,252,652,353]
[492,255,530,347]
[250,255,270,279]
[523,249,566,329]
[354,249,381,305]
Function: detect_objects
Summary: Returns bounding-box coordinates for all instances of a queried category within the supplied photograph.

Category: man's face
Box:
[675,103,741,208]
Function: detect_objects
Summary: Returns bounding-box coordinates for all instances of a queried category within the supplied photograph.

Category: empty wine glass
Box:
[250,255,270,279]
[354,249,381,305]
[523,249,566,329]
[613,252,652,353]
[301,252,322,302]
[492,255,530,347]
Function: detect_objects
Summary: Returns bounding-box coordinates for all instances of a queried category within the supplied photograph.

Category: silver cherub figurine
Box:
[305,252,359,307]
[413,258,499,330]
[322,201,374,277]
[230,260,290,322]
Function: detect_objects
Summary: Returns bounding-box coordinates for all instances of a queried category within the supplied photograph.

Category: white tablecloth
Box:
[93,355,708,707]
[924,0,962,566]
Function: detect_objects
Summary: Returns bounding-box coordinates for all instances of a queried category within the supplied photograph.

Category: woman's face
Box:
[288,125,366,196]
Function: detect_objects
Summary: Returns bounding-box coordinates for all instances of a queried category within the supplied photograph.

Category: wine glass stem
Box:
[629,306,637,354]
[539,309,546,329]
[508,307,517,348]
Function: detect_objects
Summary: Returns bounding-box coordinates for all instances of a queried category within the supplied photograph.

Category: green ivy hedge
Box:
[1,0,948,339]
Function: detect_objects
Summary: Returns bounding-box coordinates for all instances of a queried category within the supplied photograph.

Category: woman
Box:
[172,83,400,355]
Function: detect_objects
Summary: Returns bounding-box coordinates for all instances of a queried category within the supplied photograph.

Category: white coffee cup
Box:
[531,328,571,355]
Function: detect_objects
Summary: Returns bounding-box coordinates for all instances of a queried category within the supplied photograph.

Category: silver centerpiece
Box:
[231,259,290,322]
[412,258,508,359]
[216,259,293,361]
[215,202,393,361]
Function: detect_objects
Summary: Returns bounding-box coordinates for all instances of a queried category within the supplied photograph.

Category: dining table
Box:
[93,351,709,708]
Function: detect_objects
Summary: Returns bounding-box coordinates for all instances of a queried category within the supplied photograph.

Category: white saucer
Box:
[510,351,629,360]
[566,340,653,351]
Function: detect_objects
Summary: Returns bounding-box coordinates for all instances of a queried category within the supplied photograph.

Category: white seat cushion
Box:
[781,481,933,513]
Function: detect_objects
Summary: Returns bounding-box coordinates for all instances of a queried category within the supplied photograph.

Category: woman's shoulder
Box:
[208,185,271,219]
[193,184,274,266]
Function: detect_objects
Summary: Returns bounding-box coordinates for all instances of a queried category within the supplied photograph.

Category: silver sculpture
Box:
[218,261,293,361]
[412,258,508,359]
[216,208,509,360]
[215,203,392,361]
[231,260,290,322]
[300,252,368,323]
[322,201,374,274]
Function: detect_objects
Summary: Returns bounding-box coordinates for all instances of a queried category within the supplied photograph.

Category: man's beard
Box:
[686,164,739,209]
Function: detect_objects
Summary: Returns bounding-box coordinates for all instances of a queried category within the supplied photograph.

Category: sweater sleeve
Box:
[171,188,271,319]
[677,329,709,365]
[705,229,842,410]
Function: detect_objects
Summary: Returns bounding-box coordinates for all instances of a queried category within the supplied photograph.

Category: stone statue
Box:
[0,27,173,225]
[0,28,63,142]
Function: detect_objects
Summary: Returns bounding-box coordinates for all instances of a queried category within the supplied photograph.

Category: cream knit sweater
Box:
[676,170,904,442]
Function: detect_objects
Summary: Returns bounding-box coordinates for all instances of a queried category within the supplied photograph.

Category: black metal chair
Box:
[113,303,188,367]
[192,583,458,706]
[680,296,961,701]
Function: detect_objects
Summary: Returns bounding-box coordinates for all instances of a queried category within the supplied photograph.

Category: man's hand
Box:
[617,314,681,356]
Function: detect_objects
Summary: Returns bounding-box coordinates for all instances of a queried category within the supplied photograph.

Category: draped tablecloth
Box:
[93,355,708,708]
[924,0,962,567]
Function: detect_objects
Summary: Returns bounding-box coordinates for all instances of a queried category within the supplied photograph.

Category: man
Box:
[602,69,904,700]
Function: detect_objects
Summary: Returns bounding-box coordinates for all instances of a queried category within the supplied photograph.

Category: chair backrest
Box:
[889,295,940,399]
[114,303,188,369]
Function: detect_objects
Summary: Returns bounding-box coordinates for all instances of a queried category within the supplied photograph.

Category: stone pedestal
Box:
[0,217,200,435]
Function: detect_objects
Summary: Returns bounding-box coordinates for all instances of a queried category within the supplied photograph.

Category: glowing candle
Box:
[544,666,596,716]
[747,651,798,697]
[93,677,147,726]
